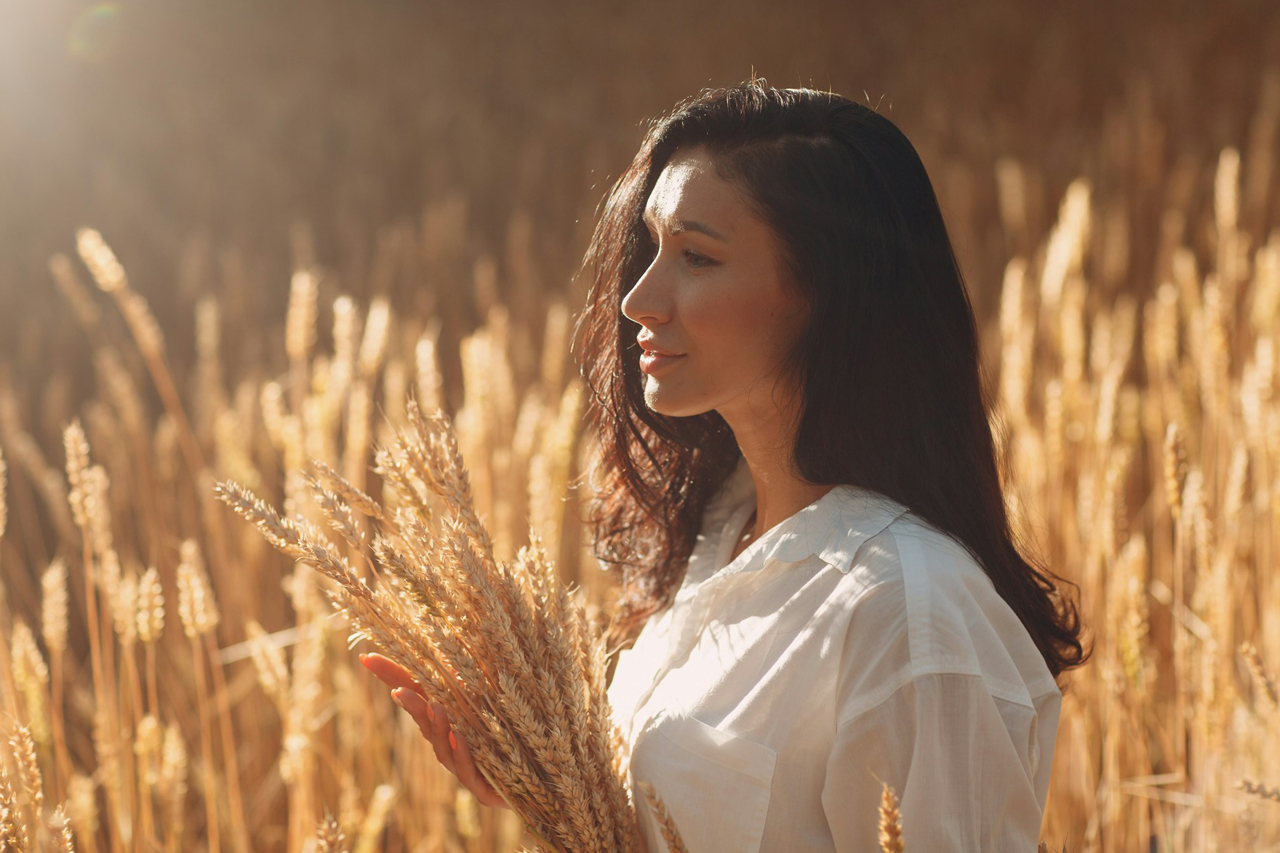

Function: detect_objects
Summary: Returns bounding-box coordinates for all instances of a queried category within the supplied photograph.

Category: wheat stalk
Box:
[1240,642,1279,714]
[878,783,905,853]
[75,228,207,483]
[216,398,662,853]
[9,724,43,845]
[0,760,29,852]
[314,811,349,853]
[159,723,187,853]
[636,781,685,853]
[50,803,75,852]
[41,558,73,803]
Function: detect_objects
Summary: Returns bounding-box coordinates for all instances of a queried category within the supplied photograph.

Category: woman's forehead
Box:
[645,149,749,234]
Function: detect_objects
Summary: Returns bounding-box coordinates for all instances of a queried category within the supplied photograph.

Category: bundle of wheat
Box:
[215,398,680,853]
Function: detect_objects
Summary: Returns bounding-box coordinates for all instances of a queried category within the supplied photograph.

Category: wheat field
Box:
[1,3,1279,851]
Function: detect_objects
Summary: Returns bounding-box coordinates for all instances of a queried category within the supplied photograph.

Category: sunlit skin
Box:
[360,652,509,807]
[361,146,834,829]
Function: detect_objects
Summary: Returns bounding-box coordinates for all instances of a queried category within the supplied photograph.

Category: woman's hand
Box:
[359,652,510,809]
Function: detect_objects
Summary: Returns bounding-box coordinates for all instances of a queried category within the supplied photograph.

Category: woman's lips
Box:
[639,351,686,375]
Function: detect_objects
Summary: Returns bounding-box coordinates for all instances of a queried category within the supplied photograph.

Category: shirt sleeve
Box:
[820,670,1051,852]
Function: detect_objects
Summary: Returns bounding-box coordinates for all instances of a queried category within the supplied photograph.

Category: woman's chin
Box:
[643,389,711,418]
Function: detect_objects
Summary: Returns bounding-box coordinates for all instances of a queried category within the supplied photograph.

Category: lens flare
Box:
[67,3,122,63]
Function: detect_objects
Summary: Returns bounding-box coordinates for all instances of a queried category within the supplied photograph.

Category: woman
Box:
[364,80,1088,851]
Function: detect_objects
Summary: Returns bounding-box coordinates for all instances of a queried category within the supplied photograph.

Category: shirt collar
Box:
[713,455,912,576]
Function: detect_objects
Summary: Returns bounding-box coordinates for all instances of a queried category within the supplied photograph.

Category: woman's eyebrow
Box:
[642,211,727,242]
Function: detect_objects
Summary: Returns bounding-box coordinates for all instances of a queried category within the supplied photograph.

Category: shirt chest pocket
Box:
[630,712,777,853]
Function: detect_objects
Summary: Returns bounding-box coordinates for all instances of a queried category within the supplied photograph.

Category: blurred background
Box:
[3,0,1276,398]
[1,1,1279,851]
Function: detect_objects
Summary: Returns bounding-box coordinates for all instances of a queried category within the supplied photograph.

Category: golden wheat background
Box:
[1,1,1278,850]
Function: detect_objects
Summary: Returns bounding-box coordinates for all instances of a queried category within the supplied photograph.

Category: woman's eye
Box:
[645,229,714,268]
[682,249,714,268]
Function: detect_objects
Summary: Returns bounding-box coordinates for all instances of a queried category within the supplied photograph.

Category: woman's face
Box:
[621,146,809,425]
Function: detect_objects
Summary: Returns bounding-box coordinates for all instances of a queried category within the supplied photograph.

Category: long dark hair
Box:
[571,80,1088,678]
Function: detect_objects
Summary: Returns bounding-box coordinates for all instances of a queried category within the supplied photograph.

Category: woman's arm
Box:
[821,671,1051,852]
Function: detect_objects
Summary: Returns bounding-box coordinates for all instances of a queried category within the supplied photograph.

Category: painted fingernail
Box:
[358,653,368,665]
[392,689,405,707]
[448,729,457,750]
[427,703,435,722]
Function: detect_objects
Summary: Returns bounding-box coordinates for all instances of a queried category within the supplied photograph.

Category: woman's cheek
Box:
[681,281,763,338]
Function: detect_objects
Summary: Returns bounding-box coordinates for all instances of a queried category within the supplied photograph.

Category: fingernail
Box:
[426,702,435,722]
[358,653,368,665]
[392,689,405,707]
[448,729,457,750]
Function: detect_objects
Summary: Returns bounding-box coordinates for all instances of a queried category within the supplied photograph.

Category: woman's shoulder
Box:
[831,511,1060,717]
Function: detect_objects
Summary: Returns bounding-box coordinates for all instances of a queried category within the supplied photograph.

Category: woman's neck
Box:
[728,506,758,562]
[719,393,834,546]
[735,455,835,547]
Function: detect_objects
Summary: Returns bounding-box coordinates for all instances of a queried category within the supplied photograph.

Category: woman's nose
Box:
[621,257,671,325]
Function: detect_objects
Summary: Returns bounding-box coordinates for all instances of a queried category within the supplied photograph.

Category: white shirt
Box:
[607,456,1061,852]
